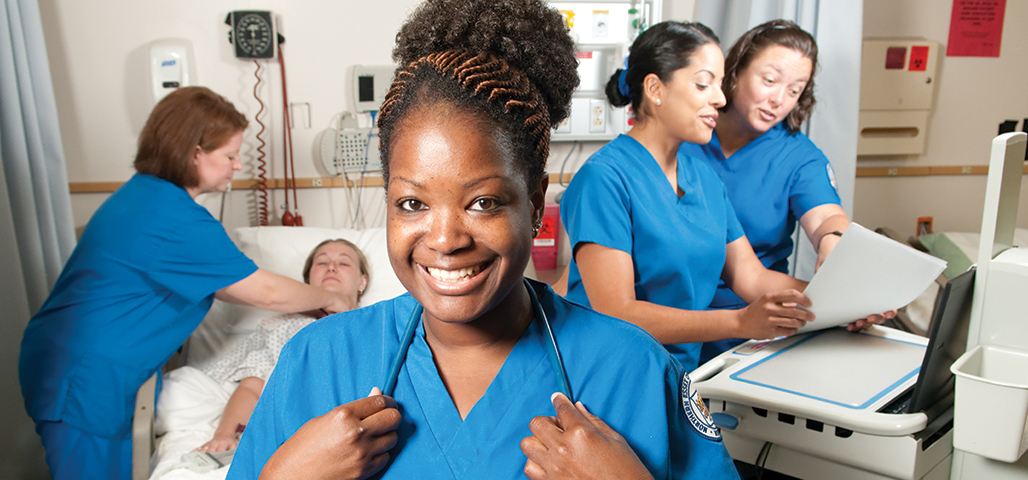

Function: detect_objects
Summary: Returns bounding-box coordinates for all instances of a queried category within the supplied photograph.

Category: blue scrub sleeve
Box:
[724,190,745,245]
[789,155,842,221]
[562,161,634,255]
[140,213,256,304]
[667,364,740,479]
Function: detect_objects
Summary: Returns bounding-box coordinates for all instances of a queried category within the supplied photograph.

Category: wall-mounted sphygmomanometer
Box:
[225,11,277,59]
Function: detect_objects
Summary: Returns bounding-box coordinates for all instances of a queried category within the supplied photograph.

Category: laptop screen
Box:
[907,266,976,414]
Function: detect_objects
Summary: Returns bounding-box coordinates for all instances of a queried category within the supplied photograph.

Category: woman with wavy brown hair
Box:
[678,21,886,363]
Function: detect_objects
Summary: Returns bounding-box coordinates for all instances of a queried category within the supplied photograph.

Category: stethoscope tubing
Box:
[380,278,573,403]
[383,303,422,397]
[525,278,573,402]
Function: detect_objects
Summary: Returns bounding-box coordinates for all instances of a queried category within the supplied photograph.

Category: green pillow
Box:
[917,233,972,280]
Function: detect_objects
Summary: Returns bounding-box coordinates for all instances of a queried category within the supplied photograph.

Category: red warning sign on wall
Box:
[946,0,1006,57]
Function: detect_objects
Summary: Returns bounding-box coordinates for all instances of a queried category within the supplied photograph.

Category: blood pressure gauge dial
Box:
[227,11,276,59]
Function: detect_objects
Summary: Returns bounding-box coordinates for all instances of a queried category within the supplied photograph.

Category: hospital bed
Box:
[132,226,409,480]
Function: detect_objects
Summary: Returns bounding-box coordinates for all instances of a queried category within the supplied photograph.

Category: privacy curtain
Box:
[1,0,75,313]
[1,0,75,476]
[693,0,862,281]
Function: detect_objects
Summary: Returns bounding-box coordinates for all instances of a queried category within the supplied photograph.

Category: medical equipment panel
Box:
[550,1,660,142]
[352,65,396,113]
[949,132,1028,478]
[694,327,954,479]
[318,112,381,175]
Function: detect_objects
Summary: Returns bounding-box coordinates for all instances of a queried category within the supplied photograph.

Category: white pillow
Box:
[233,226,404,307]
[183,226,406,368]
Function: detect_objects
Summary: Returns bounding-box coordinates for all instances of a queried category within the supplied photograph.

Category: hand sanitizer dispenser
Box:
[149,38,196,105]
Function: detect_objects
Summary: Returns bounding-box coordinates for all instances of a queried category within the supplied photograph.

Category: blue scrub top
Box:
[679,124,840,310]
[561,134,744,370]
[228,281,739,480]
[19,174,257,438]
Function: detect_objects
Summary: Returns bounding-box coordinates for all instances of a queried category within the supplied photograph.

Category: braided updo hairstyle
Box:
[378,0,579,188]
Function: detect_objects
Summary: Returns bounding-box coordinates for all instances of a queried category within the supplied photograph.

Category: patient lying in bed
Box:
[195,239,369,453]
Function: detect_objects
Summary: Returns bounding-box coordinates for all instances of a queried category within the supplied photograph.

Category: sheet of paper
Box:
[798,223,947,333]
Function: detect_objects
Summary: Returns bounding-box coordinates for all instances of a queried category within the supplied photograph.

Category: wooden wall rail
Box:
[69,173,578,194]
[67,167,1028,194]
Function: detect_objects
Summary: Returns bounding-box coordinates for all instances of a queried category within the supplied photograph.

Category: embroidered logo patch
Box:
[681,371,721,441]
[826,163,838,191]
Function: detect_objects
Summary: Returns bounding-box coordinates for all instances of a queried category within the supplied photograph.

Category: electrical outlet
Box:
[311,178,323,187]
[917,216,933,236]
[589,99,606,133]
[556,116,571,134]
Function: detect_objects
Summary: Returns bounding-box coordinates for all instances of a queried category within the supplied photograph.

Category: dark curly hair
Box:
[721,19,818,134]
[605,21,719,121]
[378,0,579,188]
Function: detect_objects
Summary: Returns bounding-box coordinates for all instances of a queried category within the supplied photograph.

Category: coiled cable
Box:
[253,60,269,226]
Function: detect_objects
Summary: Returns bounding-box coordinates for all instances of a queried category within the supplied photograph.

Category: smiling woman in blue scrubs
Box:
[18,87,357,480]
[227,1,738,479]
[561,22,816,372]
[677,21,890,362]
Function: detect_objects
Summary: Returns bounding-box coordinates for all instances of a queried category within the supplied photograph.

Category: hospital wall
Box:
[853,0,1028,236]
[41,0,1028,245]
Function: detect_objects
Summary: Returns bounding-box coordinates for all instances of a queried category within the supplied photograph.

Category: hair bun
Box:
[393,0,578,125]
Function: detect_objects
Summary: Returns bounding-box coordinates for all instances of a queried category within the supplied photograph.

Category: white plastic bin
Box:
[950,344,1028,462]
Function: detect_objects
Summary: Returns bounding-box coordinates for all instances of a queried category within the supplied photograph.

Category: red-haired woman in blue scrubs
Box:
[19,87,354,480]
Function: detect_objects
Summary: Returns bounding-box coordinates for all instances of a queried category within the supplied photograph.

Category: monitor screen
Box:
[909,267,975,414]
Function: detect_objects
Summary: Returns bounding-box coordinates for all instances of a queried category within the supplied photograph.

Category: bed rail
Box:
[132,372,158,480]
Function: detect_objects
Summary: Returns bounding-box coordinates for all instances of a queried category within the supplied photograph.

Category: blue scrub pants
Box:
[36,420,132,480]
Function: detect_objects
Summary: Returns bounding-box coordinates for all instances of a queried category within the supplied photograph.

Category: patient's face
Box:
[385,106,541,326]
[308,242,366,297]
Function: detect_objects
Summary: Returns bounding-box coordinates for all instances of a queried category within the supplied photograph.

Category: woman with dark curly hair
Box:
[677,21,884,363]
[226,0,738,479]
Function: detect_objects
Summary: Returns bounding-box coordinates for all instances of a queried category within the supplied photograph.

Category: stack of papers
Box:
[798,223,947,333]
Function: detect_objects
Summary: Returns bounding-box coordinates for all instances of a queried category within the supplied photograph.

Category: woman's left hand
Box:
[846,310,897,331]
[520,393,653,480]
[196,433,239,454]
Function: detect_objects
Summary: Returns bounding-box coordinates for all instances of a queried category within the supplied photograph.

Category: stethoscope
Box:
[382,278,574,402]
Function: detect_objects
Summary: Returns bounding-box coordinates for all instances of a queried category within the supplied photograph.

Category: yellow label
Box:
[559,9,575,28]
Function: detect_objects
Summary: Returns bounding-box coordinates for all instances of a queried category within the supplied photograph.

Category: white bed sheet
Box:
[150,367,233,480]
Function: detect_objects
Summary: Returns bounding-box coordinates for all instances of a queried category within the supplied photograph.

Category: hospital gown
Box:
[202,313,317,385]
